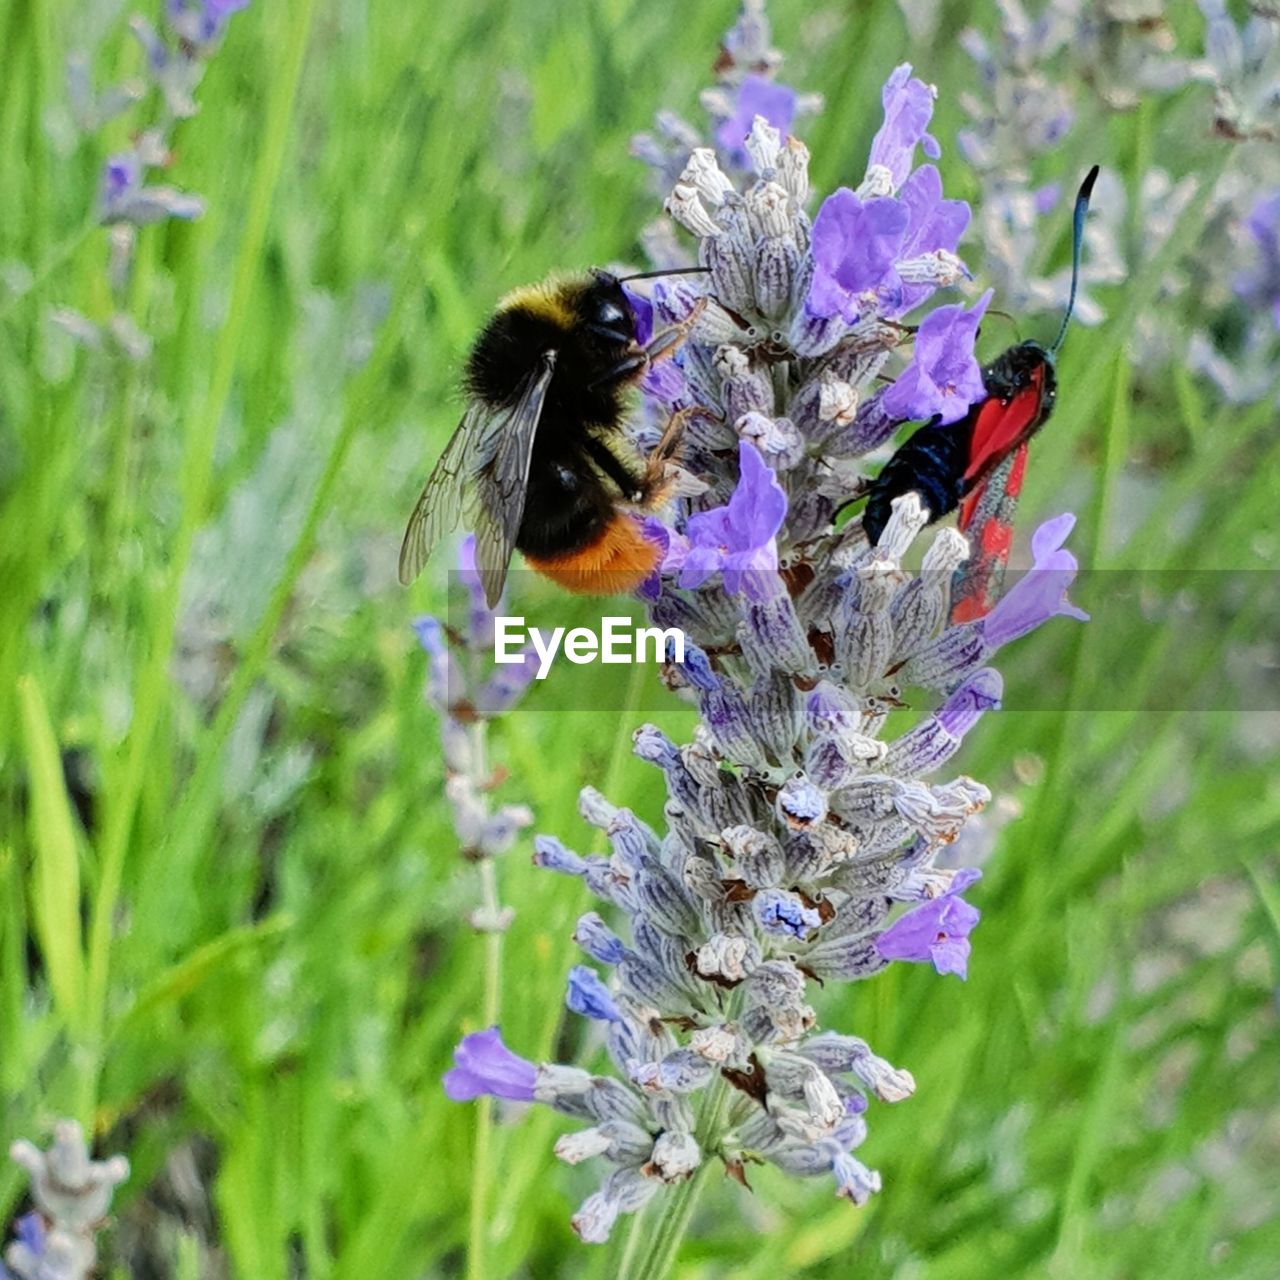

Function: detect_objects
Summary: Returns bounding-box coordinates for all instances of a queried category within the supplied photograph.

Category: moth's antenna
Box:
[1050,164,1100,356]
[616,266,712,283]
[985,307,1023,344]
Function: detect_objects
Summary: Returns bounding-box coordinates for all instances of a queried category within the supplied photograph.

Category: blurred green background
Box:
[1,0,1277,1276]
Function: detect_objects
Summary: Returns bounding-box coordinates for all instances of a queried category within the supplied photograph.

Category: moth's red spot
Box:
[1004,447,1028,498]
[980,518,1013,561]
[950,595,988,624]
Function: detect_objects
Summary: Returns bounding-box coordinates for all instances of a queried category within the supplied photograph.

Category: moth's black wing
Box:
[472,349,557,607]
[398,409,477,586]
[397,350,556,596]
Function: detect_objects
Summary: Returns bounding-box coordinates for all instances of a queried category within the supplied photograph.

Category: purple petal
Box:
[984,513,1089,649]
[928,934,972,978]
[679,443,786,596]
[444,1027,537,1102]
[808,190,910,321]
[566,965,624,1022]
[868,63,938,190]
[875,890,981,979]
[936,669,1003,736]
[882,289,991,424]
[725,441,787,545]
[623,285,654,347]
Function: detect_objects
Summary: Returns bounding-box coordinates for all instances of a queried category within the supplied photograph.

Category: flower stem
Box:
[620,1163,710,1280]
[618,1073,731,1280]
[467,720,504,1280]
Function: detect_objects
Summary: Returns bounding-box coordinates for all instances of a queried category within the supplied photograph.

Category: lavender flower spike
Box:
[444,1027,538,1102]
[415,538,537,932]
[442,10,1097,1250]
[5,1121,129,1280]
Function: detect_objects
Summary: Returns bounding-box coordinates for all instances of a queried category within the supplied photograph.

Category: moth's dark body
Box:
[862,340,1058,545]
[465,274,645,561]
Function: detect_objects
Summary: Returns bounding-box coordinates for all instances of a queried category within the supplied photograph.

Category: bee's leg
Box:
[642,297,707,365]
[584,436,646,501]
[636,405,719,503]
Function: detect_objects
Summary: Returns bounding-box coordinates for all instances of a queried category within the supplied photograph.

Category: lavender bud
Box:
[666,183,723,238]
[644,1130,703,1183]
[746,670,804,762]
[776,773,828,829]
[704,225,757,314]
[575,912,628,965]
[716,344,774,420]
[740,591,816,678]
[722,823,785,887]
[691,932,759,983]
[776,135,811,204]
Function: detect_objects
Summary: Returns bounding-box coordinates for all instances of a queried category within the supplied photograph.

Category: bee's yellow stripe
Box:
[498,278,578,330]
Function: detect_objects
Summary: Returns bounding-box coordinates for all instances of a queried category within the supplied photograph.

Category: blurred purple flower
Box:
[984,513,1089,650]
[444,1027,537,1101]
[102,153,139,206]
[670,441,787,601]
[867,63,940,191]
[168,0,249,45]
[875,868,982,978]
[806,190,908,322]
[1234,191,1280,329]
[717,74,798,166]
[881,289,991,424]
[1033,182,1062,217]
[99,148,203,225]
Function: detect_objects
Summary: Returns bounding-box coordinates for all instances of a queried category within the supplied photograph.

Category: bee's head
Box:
[581,270,636,348]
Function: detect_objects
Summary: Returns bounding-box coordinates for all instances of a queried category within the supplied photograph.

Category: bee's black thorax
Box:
[465,271,640,436]
[464,270,649,560]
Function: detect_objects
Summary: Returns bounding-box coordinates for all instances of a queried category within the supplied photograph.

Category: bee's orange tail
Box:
[524,514,661,596]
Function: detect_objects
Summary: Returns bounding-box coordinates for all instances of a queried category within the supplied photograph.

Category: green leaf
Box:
[108,914,293,1043]
[16,673,85,1031]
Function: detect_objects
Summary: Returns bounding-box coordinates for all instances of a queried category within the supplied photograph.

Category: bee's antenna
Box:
[1050,164,1100,356]
[616,266,713,283]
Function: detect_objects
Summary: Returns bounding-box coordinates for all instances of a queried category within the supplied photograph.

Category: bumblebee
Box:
[398,268,703,607]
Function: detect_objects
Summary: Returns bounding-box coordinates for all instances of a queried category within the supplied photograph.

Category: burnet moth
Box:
[862,165,1100,622]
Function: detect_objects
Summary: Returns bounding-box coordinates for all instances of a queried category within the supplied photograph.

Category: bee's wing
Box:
[471,349,557,607]
[398,405,483,586]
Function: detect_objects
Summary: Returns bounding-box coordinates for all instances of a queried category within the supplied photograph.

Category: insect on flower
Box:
[398,267,711,607]
[862,165,1100,620]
